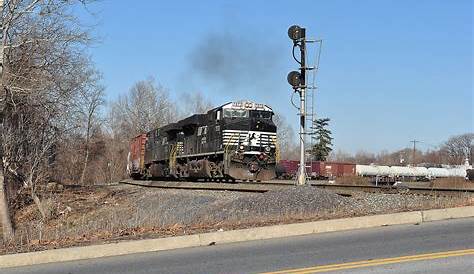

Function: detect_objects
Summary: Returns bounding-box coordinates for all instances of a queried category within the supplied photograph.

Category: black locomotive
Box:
[127,101,278,181]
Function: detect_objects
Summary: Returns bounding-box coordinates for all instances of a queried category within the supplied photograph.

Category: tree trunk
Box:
[79,119,91,185]
[0,168,14,241]
[31,186,46,219]
[79,143,89,185]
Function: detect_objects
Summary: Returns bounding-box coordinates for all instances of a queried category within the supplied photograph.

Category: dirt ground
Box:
[1,183,472,255]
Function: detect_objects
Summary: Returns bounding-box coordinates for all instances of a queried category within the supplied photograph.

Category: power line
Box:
[410,139,421,166]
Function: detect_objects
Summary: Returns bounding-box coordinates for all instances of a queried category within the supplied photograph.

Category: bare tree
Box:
[353,151,376,165]
[273,112,297,160]
[442,133,474,165]
[103,78,177,182]
[75,69,105,185]
[109,77,176,139]
[181,91,213,116]
[0,0,96,240]
[328,149,355,162]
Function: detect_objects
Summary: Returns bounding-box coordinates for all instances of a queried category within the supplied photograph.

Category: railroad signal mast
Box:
[287,25,323,186]
[287,25,307,186]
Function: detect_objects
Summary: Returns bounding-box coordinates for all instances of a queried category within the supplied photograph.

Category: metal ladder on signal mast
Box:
[304,39,323,180]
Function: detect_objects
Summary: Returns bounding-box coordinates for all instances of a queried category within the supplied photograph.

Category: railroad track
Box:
[311,183,474,197]
[120,179,474,197]
[120,179,278,193]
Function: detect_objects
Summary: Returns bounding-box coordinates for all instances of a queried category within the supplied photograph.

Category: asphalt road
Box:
[3,218,474,274]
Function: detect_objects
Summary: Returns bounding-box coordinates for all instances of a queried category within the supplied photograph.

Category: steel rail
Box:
[120,180,274,193]
[120,179,473,197]
[310,183,474,197]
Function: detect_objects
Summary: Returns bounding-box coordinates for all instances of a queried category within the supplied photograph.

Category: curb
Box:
[1,206,473,268]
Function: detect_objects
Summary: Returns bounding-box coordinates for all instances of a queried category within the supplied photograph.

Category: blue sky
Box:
[83,0,473,153]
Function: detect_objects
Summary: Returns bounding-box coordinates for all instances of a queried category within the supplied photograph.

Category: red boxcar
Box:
[128,134,147,177]
[276,160,299,178]
[277,160,356,179]
[315,162,356,178]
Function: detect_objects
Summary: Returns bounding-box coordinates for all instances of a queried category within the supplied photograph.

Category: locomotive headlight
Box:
[264,146,271,153]
[239,144,245,151]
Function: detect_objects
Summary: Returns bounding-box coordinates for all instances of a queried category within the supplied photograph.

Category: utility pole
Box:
[287,25,307,185]
[410,139,420,166]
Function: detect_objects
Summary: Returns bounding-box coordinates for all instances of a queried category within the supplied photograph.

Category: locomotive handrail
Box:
[224,133,238,154]
[169,144,178,170]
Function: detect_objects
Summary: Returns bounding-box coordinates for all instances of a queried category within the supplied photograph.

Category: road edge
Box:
[1,205,473,268]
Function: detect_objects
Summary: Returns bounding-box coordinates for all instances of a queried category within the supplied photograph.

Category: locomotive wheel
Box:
[178,163,189,178]
[209,161,224,178]
[200,159,212,178]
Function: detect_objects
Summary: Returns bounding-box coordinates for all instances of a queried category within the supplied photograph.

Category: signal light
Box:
[288,25,304,41]
[287,71,302,87]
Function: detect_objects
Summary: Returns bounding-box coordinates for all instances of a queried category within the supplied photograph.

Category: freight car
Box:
[127,101,278,181]
[276,160,470,182]
[356,164,469,181]
[276,160,356,179]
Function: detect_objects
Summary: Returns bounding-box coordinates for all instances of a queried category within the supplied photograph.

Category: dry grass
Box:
[429,178,474,189]
[0,183,472,255]
[335,176,372,186]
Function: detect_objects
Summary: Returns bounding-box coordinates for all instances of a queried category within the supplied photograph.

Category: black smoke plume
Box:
[187,31,284,95]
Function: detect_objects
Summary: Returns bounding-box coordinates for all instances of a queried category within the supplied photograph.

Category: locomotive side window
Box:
[216,110,221,120]
[197,126,208,136]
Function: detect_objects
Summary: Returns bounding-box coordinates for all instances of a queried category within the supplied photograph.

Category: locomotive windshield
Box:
[223,109,249,118]
[250,110,272,119]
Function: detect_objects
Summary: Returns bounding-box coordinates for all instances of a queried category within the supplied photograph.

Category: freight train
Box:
[127,101,278,181]
[277,160,471,181]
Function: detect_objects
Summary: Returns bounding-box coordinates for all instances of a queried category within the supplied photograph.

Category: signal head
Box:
[288,25,305,41]
[287,71,302,87]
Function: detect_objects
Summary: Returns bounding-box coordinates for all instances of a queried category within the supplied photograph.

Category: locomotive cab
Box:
[216,101,278,180]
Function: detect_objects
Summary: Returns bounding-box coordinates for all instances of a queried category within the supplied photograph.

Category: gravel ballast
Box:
[2,183,471,254]
[82,185,470,228]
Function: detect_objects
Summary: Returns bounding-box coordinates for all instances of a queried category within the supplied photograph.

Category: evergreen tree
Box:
[311,118,333,161]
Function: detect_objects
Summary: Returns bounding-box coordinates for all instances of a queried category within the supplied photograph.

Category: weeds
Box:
[1,185,472,255]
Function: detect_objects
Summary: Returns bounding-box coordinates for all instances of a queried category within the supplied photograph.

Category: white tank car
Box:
[446,168,467,178]
[356,165,466,179]
[356,165,379,176]
[413,167,429,177]
[428,167,450,178]
[427,167,466,178]
[376,166,392,176]
[390,166,414,177]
